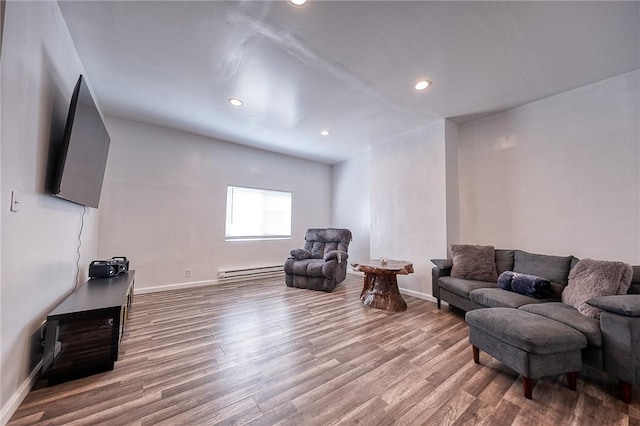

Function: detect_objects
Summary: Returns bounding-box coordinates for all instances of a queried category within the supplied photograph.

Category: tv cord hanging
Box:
[73,206,86,291]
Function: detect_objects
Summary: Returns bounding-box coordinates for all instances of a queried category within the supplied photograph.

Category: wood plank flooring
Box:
[9,275,639,425]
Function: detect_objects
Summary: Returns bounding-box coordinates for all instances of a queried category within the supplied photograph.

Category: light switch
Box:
[10,190,19,212]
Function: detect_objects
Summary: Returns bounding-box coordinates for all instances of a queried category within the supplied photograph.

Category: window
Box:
[225,185,292,240]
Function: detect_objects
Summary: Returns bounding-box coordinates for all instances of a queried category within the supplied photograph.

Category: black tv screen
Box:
[53,75,110,208]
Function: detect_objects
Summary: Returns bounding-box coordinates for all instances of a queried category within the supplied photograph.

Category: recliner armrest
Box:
[324,250,348,263]
[290,249,312,260]
[587,295,640,317]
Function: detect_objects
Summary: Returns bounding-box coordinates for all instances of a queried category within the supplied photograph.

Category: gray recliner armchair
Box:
[285,228,352,292]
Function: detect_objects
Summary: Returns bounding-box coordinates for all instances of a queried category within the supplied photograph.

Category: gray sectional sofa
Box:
[431,249,640,402]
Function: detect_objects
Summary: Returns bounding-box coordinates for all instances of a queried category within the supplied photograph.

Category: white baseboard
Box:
[398,287,440,304]
[134,273,286,295]
[347,272,443,306]
[134,279,218,294]
[348,272,444,306]
[1,360,42,426]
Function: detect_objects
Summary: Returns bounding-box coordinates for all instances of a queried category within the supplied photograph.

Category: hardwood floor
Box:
[9,275,639,425]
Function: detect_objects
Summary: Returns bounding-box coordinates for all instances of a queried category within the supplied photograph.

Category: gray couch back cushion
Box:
[629,266,640,294]
[495,249,515,275]
[513,250,573,285]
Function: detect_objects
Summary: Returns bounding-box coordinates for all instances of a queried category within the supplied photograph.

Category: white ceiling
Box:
[58,1,640,164]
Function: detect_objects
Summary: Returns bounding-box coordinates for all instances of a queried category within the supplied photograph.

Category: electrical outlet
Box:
[10,190,19,212]
[185,269,192,278]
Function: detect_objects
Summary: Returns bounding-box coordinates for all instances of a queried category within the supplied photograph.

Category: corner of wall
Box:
[1,1,98,419]
[444,120,460,248]
[0,1,5,58]
[330,149,371,264]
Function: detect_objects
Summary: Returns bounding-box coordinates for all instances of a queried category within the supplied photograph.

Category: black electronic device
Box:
[89,257,130,278]
[53,74,111,208]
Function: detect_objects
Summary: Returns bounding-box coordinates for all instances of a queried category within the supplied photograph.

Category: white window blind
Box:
[225,185,292,240]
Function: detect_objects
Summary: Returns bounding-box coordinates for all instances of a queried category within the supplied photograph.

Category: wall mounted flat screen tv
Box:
[53,75,110,208]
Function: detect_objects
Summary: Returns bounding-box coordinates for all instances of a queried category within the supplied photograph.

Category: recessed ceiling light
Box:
[414,80,432,91]
[289,0,308,5]
[228,98,243,107]
[320,130,330,136]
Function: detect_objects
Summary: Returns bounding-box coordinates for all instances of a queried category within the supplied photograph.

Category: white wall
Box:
[370,121,450,296]
[98,118,332,291]
[459,71,640,263]
[445,120,460,247]
[331,150,371,265]
[0,3,3,419]
[0,2,99,421]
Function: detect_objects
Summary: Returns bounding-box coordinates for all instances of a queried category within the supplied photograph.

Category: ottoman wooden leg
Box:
[523,377,533,399]
[472,346,480,364]
[620,380,632,404]
[567,372,577,391]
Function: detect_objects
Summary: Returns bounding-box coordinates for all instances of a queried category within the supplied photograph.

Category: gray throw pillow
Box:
[450,244,498,282]
[497,271,552,299]
[563,258,633,319]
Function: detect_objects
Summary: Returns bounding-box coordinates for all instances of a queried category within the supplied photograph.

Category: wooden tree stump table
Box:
[351,259,413,312]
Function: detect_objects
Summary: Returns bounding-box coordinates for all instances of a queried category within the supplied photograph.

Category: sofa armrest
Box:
[290,248,312,260]
[323,250,348,263]
[431,259,453,308]
[587,295,640,317]
[591,295,640,387]
[431,258,453,270]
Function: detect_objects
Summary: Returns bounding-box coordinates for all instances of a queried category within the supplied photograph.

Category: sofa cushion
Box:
[495,249,515,275]
[323,250,347,262]
[519,302,602,347]
[465,308,587,355]
[497,272,512,290]
[291,259,326,277]
[439,276,495,298]
[304,228,352,252]
[450,244,498,282]
[629,266,640,294]
[571,256,580,270]
[513,250,573,285]
[497,271,552,299]
[470,288,558,309]
[563,259,633,319]
[290,248,312,260]
[322,242,339,254]
[310,242,326,258]
[513,250,574,298]
[321,260,337,278]
[511,275,550,298]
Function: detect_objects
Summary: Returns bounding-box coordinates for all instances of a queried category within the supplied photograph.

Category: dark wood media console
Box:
[43,271,135,385]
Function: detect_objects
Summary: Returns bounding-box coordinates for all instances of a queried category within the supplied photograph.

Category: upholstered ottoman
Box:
[465,308,588,399]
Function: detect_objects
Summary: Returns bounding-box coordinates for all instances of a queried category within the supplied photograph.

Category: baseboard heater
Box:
[217,265,284,282]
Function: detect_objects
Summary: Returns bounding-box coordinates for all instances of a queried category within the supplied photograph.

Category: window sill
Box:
[225,237,291,242]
